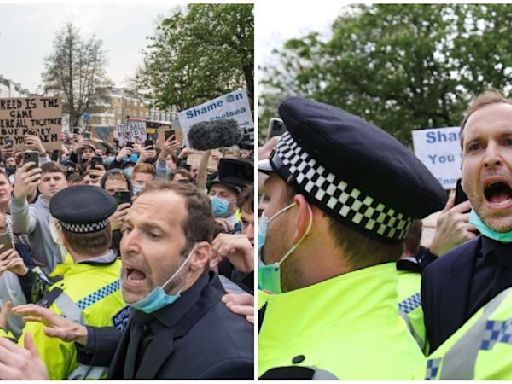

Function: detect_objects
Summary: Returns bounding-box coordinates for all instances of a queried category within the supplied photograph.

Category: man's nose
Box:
[121,229,140,253]
[484,143,503,168]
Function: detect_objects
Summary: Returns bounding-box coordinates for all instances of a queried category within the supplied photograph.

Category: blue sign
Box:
[82,112,91,122]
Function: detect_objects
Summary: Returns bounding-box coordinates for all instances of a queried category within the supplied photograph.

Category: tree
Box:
[42,23,112,128]
[138,3,254,112]
[259,4,512,146]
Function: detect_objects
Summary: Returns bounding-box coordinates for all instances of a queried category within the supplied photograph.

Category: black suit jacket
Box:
[107,272,253,379]
[422,238,479,353]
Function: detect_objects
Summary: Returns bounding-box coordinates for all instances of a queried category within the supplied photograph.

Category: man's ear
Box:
[189,241,212,271]
[292,194,313,244]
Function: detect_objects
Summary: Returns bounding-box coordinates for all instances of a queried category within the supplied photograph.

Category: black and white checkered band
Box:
[271,132,414,242]
[60,219,109,234]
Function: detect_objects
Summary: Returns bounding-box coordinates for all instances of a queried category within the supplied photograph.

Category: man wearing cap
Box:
[257,96,446,379]
[2,185,126,380]
[79,141,96,164]
[209,158,252,234]
[209,177,243,232]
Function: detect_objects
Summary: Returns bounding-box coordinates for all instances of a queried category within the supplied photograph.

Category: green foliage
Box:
[42,23,112,128]
[260,4,512,146]
[138,3,254,112]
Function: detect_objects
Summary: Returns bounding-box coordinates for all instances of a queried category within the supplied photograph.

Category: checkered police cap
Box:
[60,218,109,234]
[271,132,413,242]
[50,185,118,235]
[259,96,447,244]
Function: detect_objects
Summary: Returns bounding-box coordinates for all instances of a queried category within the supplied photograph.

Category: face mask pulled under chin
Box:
[469,209,512,242]
[130,245,197,313]
[258,202,313,294]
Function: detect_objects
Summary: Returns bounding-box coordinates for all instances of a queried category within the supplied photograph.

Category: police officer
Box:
[1,185,127,379]
[209,158,253,234]
[257,96,446,379]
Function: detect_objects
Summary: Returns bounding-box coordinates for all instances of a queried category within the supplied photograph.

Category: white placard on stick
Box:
[178,89,253,147]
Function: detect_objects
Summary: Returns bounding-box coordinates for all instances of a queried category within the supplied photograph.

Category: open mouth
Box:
[125,268,148,286]
[484,181,512,207]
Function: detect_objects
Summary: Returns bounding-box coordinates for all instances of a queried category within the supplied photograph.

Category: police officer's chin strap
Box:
[276,202,313,268]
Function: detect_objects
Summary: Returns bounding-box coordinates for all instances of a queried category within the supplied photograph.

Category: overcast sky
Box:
[0,1,184,92]
[0,0,347,93]
[256,0,347,77]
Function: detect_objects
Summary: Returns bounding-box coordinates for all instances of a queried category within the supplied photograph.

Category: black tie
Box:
[124,311,153,378]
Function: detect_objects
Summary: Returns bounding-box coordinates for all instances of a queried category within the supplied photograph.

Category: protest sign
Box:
[117,121,147,145]
[178,89,253,147]
[186,149,222,171]
[0,96,62,151]
[412,127,461,189]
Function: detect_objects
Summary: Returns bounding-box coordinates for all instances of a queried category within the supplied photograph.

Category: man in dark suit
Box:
[0,180,253,379]
[111,180,253,378]
[422,90,512,353]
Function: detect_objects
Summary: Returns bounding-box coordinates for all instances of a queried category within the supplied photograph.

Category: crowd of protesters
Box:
[0,126,254,379]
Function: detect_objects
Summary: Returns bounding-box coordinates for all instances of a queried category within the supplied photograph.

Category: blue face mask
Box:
[104,156,114,166]
[211,196,230,217]
[124,167,133,179]
[130,153,139,163]
[258,203,313,294]
[469,209,512,242]
[132,184,144,196]
[131,246,195,313]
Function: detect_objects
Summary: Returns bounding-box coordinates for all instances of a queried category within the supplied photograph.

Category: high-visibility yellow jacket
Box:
[397,269,427,353]
[258,263,425,379]
[258,290,270,310]
[18,252,127,380]
[419,286,512,379]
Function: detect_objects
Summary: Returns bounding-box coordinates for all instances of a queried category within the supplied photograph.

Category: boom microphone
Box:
[188,119,242,150]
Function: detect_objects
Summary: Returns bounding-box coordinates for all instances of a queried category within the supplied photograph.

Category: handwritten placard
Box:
[0,96,62,151]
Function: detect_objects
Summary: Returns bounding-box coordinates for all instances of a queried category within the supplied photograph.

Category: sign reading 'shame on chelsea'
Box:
[0,96,62,151]
[412,127,462,189]
[178,89,253,147]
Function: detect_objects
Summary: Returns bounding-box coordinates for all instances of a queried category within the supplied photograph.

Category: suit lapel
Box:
[108,319,133,378]
[445,239,479,326]
[135,327,176,379]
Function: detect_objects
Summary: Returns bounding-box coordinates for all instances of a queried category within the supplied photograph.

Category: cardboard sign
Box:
[0,96,62,151]
[412,127,461,189]
[178,89,253,147]
[90,126,114,145]
[186,149,221,171]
